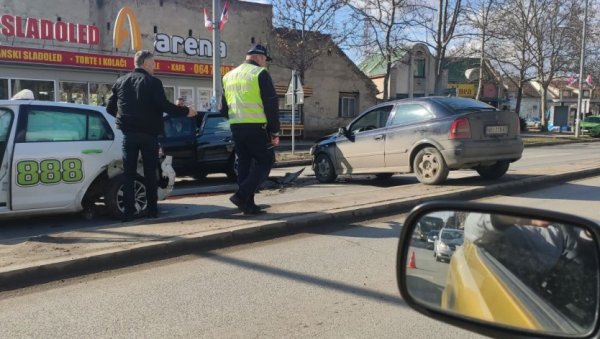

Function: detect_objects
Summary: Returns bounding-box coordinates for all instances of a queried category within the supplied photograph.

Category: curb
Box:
[2,165,600,290]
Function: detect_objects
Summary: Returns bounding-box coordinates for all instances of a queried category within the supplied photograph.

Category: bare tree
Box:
[271,0,348,83]
[426,0,464,95]
[344,0,423,100]
[529,0,580,131]
[463,0,498,100]
[486,0,537,116]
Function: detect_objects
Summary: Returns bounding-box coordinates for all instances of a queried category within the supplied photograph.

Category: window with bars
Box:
[339,92,358,118]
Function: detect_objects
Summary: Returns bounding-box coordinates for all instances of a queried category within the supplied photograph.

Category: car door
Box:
[197,114,234,165]
[384,103,435,170]
[10,104,114,211]
[161,115,198,167]
[335,105,394,174]
[0,107,15,209]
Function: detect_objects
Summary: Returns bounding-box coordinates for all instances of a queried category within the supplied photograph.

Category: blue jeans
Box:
[122,132,159,217]
[231,125,274,203]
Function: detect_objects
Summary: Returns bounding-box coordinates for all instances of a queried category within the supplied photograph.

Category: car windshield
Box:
[164,117,195,137]
[441,230,463,240]
[433,97,497,114]
[583,116,600,123]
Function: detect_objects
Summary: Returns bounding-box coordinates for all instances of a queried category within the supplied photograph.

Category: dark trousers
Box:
[122,132,159,217]
[232,125,274,203]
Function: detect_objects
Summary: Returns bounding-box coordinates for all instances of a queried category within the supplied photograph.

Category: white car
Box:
[0,99,175,220]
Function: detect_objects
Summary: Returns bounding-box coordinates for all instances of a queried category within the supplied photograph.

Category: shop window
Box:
[0,79,8,100]
[60,82,89,104]
[164,86,175,103]
[414,59,425,78]
[11,79,54,101]
[178,87,195,109]
[339,92,358,118]
[89,83,113,106]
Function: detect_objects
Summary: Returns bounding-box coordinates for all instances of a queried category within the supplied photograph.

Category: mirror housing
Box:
[397,201,600,338]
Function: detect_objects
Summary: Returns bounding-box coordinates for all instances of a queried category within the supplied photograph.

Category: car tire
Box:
[314,153,337,183]
[413,147,449,185]
[476,160,510,180]
[225,155,237,182]
[375,173,394,180]
[105,174,148,219]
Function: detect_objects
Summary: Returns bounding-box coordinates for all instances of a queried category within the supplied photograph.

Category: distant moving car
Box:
[433,228,464,262]
[310,97,523,185]
[426,230,439,249]
[525,117,541,130]
[581,116,600,137]
[159,112,236,180]
[0,99,175,220]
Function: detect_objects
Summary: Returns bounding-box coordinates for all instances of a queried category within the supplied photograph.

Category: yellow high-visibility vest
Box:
[223,63,267,124]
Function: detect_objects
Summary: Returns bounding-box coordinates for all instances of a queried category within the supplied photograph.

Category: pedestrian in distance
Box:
[176,97,185,107]
[221,44,280,215]
[107,50,197,221]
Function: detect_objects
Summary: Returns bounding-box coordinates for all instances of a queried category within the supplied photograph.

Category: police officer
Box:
[221,44,280,214]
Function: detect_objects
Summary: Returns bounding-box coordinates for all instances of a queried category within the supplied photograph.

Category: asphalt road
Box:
[1,176,599,338]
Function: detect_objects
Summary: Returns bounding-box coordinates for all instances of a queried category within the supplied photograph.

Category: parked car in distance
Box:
[159,112,236,180]
[0,99,175,220]
[525,117,541,130]
[582,116,600,137]
[433,228,464,262]
[310,97,523,185]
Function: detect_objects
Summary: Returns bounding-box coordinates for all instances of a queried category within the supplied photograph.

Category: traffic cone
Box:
[407,251,417,269]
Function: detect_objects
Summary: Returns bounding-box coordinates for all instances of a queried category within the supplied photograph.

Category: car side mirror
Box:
[396,201,600,338]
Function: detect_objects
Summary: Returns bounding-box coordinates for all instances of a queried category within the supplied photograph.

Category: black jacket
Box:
[107,68,188,135]
[220,60,280,135]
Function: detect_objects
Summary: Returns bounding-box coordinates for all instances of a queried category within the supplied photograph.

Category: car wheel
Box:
[413,147,449,185]
[314,153,337,183]
[476,160,510,180]
[225,155,237,182]
[105,174,148,219]
[375,173,393,180]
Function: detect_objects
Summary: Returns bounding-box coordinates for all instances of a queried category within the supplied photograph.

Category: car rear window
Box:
[164,117,195,137]
[433,97,497,114]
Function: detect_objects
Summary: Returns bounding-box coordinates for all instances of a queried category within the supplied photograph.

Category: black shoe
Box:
[244,205,266,215]
[229,193,250,213]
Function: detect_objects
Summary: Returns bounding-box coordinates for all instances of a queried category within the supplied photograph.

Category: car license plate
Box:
[485,125,508,136]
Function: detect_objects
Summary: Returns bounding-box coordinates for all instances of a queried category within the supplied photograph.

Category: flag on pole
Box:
[567,74,577,86]
[586,73,593,86]
[219,0,230,31]
[204,8,213,32]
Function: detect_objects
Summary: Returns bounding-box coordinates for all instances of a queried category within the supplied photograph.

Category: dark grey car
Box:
[310,97,523,185]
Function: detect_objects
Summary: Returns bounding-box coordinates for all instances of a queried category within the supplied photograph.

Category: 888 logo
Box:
[16,158,84,186]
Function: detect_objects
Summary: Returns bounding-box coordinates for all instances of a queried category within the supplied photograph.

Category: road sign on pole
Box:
[285,71,304,154]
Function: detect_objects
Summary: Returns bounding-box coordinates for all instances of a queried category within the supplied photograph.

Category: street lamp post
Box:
[575,0,589,138]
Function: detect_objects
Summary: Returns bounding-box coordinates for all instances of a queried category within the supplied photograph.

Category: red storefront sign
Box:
[0,46,235,77]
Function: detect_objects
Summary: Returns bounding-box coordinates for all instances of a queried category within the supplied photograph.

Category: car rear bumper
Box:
[441,138,524,168]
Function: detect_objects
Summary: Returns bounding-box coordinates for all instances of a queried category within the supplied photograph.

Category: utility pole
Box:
[575,0,589,138]
[211,0,222,113]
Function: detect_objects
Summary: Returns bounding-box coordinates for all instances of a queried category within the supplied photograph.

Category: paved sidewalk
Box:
[1,155,600,289]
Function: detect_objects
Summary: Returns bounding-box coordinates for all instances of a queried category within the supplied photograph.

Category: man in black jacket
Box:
[107,50,197,221]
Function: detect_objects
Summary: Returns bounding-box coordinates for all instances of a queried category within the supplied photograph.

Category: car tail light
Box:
[449,117,471,139]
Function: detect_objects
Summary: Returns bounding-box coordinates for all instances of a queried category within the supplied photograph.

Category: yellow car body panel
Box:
[441,242,542,330]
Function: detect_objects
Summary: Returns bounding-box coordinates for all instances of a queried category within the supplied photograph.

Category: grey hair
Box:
[134,50,154,67]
